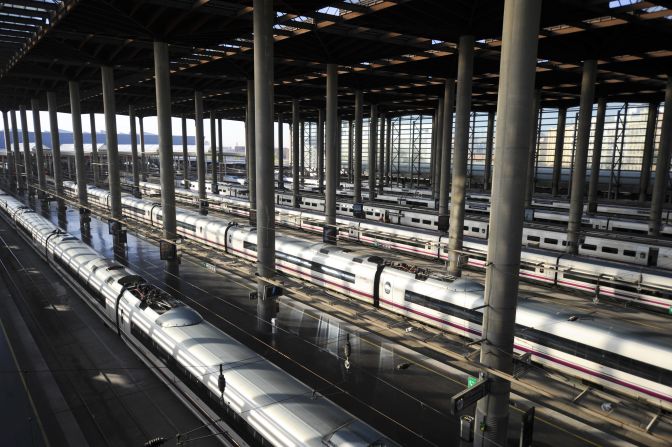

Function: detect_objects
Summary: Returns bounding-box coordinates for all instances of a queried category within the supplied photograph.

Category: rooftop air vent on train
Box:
[156,307,203,327]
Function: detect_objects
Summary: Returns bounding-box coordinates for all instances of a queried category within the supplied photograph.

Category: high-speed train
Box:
[0,190,400,447]
[132,181,672,283]
[68,181,672,311]
[149,181,672,262]
[58,184,672,412]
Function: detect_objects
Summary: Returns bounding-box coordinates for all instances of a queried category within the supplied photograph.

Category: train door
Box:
[648,247,659,267]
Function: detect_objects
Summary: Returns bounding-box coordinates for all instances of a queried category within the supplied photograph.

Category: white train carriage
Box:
[398,196,437,209]
[2,194,399,446]
[274,241,383,305]
[521,227,569,251]
[379,270,485,339]
[357,220,440,258]
[121,196,161,222]
[532,209,570,224]
[513,299,672,410]
[398,209,438,230]
[275,192,296,208]
[555,256,672,311]
[578,236,652,266]
[300,196,326,212]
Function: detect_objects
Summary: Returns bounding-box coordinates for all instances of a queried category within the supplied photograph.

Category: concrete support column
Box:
[433,99,444,198]
[588,98,607,212]
[566,60,597,254]
[348,120,354,183]
[447,35,473,275]
[182,117,189,187]
[524,92,541,208]
[101,66,122,227]
[378,113,385,195]
[649,78,672,236]
[10,110,22,191]
[30,98,46,198]
[47,93,63,202]
[551,107,567,196]
[154,41,178,269]
[354,90,363,204]
[209,112,218,193]
[90,113,100,186]
[385,116,392,186]
[194,91,207,215]
[68,81,88,209]
[325,63,338,241]
[277,113,284,189]
[474,1,541,445]
[639,102,659,202]
[291,99,300,206]
[483,110,495,191]
[1,112,13,188]
[217,117,223,181]
[317,108,325,193]
[246,80,256,215]
[368,104,378,200]
[19,106,34,195]
[139,116,147,181]
[430,109,438,193]
[253,0,276,322]
[300,120,305,185]
[438,81,455,226]
[129,105,140,196]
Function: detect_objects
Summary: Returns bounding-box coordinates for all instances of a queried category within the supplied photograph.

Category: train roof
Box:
[167,321,399,446]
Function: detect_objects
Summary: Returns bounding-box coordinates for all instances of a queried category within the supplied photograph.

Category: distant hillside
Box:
[0,130,195,149]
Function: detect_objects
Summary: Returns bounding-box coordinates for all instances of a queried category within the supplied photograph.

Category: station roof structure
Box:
[0,0,670,119]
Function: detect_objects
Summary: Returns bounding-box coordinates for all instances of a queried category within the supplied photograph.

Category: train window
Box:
[404,290,482,324]
[582,244,597,251]
[243,241,257,251]
[423,220,432,225]
[623,250,636,257]
[527,235,540,242]
[519,265,536,272]
[562,241,567,246]
[471,227,479,232]
[544,238,558,245]
[601,247,618,254]
[411,218,420,223]
[463,226,469,231]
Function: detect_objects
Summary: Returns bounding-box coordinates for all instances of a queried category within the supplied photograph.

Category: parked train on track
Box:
[0,190,400,447]
[56,184,672,411]
[128,181,672,311]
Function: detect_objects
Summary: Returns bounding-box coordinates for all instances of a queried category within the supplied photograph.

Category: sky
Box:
[19,111,292,148]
